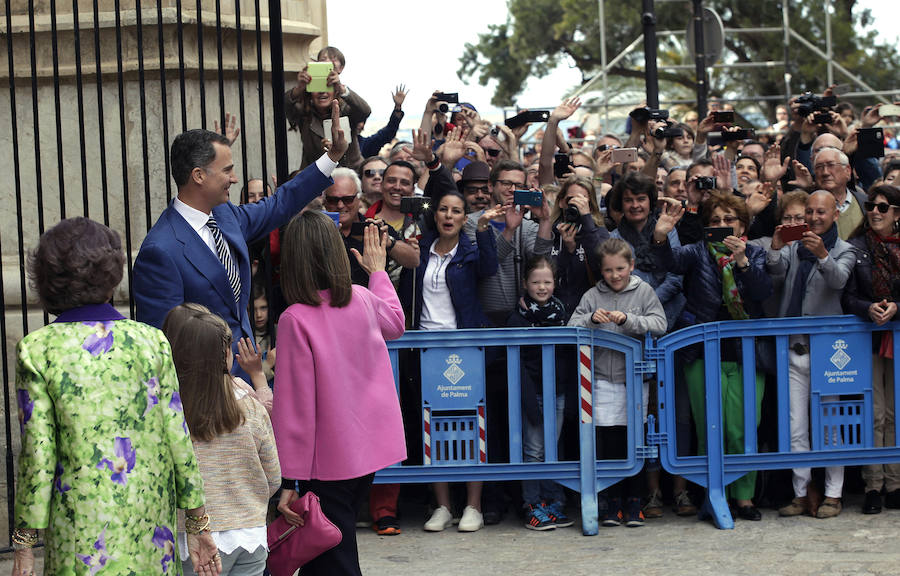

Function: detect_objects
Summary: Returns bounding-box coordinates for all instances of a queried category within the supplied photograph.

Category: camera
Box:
[653,122,684,139]
[720,128,755,142]
[400,196,431,217]
[629,107,669,123]
[795,92,837,116]
[435,92,459,114]
[694,176,717,190]
[564,205,582,224]
[813,112,832,124]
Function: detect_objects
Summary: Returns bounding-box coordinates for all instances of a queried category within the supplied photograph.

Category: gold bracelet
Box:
[184,513,211,535]
[12,529,38,549]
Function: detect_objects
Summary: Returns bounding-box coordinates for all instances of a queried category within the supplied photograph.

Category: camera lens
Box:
[438,102,449,114]
[565,205,581,224]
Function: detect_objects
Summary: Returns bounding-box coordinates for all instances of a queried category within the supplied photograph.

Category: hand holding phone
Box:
[780,223,809,243]
[505,110,550,129]
[611,147,638,164]
[514,189,543,206]
[704,227,733,243]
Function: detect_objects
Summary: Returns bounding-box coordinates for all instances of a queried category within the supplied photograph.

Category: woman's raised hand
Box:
[350,223,388,275]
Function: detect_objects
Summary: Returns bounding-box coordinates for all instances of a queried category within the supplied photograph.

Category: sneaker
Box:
[673,490,697,516]
[601,498,623,527]
[625,497,645,527]
[458,505,484,532]
[424,505,453,532]
[524,503,556,531]
[778,496,809,517]
[816,497,842,519]
[544,500,574,528]
[374,515,401,535]
[643,489,664,519]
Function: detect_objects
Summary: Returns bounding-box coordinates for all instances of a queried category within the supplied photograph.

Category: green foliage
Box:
[458,0,900,110]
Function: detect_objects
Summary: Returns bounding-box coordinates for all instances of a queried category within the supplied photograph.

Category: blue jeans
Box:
[522,395,566,506]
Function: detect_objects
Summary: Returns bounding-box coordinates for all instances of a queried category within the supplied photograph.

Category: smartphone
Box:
[306,61,333,92]
[435,92,459,104]
[553,153,570,179]
[514,189,543,206]
[780,223,809,243]
[611,147,638,164]
[721,128,755,142]
[879,104,900,117]
[400,196,430,215]
[505,110,550,129]
[694,176,717,190]
[324,211,341,227]
[704,227,732,242]
[713,111,734,124]
[349,221,368,237]
[322,116,352,139]
[857,127,885,158]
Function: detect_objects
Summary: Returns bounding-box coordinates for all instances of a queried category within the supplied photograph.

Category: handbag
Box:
[266,491,342,576]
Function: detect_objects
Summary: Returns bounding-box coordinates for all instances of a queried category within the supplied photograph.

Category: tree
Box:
[458,0,900,113]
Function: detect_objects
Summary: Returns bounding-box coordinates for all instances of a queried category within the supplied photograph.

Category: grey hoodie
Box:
[568,275,666,384]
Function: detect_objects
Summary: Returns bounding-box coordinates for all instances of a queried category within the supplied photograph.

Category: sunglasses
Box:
[485,148,501,157]
[324,194,357,206]
[865,201,897,214]
[363,168,385,178]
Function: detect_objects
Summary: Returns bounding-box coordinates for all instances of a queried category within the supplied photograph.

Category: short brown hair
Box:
[162,303,244,442]
[28,217,125,315]
[701,191,750,230]
[281,210,353,308]
[777,190,809,221]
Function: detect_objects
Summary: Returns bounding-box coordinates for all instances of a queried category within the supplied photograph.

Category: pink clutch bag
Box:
[266,491,342,576]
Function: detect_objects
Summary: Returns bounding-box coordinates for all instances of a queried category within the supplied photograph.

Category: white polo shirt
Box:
[420,240,459,331]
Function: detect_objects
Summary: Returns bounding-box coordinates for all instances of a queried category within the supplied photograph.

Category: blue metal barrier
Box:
[652,315,900,529]
[373,327,649,536]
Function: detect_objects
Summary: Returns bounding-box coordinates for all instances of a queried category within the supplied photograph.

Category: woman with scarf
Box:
[842,184,900,514]
[652,192,773,521]
[549,176,609,319]
[610,171,686,331]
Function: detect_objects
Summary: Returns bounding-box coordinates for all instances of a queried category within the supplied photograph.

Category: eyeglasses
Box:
[708,215,739,225]
[813,161,844,172]
[865,201,897,214]
[363,169,385,178]
[781,214,805,223]
[485,148,501,157]
[324,194,357,207]
[464,185,490,194]
[495,179,525,189]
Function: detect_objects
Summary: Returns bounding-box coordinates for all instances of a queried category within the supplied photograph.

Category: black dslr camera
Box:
[629,107,669,123]
[653,121,684,139]
[795,92,837,117]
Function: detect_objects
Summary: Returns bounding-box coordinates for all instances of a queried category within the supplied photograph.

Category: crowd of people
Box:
[11,43,900,576]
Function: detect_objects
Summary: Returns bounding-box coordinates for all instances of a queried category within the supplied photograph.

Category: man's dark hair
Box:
[686,157,715,179]
[740,140,768,153]
[170,129,231,187]
[385,160,417,182]
[489,159,525,184]
[317,46,346,70]
[608,171,657,212]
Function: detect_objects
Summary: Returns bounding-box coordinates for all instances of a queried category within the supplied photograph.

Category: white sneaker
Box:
[457,505,484,532]
[424,505,453,532]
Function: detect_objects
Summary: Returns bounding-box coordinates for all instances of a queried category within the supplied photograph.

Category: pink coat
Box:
[273,271,407,481]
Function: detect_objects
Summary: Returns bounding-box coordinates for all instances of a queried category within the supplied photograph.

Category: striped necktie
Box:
[206,215,241,304]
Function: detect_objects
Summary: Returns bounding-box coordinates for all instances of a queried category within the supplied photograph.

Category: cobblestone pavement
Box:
[3,493,899,575]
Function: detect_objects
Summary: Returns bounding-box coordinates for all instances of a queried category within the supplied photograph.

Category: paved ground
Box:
[3,492,900,575]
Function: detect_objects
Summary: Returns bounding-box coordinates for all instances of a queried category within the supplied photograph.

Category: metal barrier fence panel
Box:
[377,327,649,536]
[652,315,900,529]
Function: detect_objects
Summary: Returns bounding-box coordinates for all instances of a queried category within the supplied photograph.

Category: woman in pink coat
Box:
[273,211,406,576]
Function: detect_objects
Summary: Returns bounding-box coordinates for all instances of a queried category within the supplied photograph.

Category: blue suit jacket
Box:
[133,162,332,371]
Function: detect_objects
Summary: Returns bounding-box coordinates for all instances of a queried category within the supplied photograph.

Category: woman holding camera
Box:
[651,192,773,521]
[549,176,608,319]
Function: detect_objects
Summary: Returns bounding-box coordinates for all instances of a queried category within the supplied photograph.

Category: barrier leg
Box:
[699,337,734,529]
[578,345,598,535]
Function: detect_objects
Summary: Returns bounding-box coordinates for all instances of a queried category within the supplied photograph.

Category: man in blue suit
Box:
[134,102,348,377]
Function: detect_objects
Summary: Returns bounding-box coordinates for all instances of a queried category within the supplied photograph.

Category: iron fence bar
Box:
[91,0,110,226]
[196,0,207,128]
[113,0,136,317]
[4,0,24,548]
[27,0,46,235]
[135,0,153,233]
[157,1,173,203]
[71,0,90,217]
[234,0,249,188]
[214,0,226,131]
[254,0,268,190]
[49,0,67,218]
[176,0,188,132]
[267,0,288,184]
